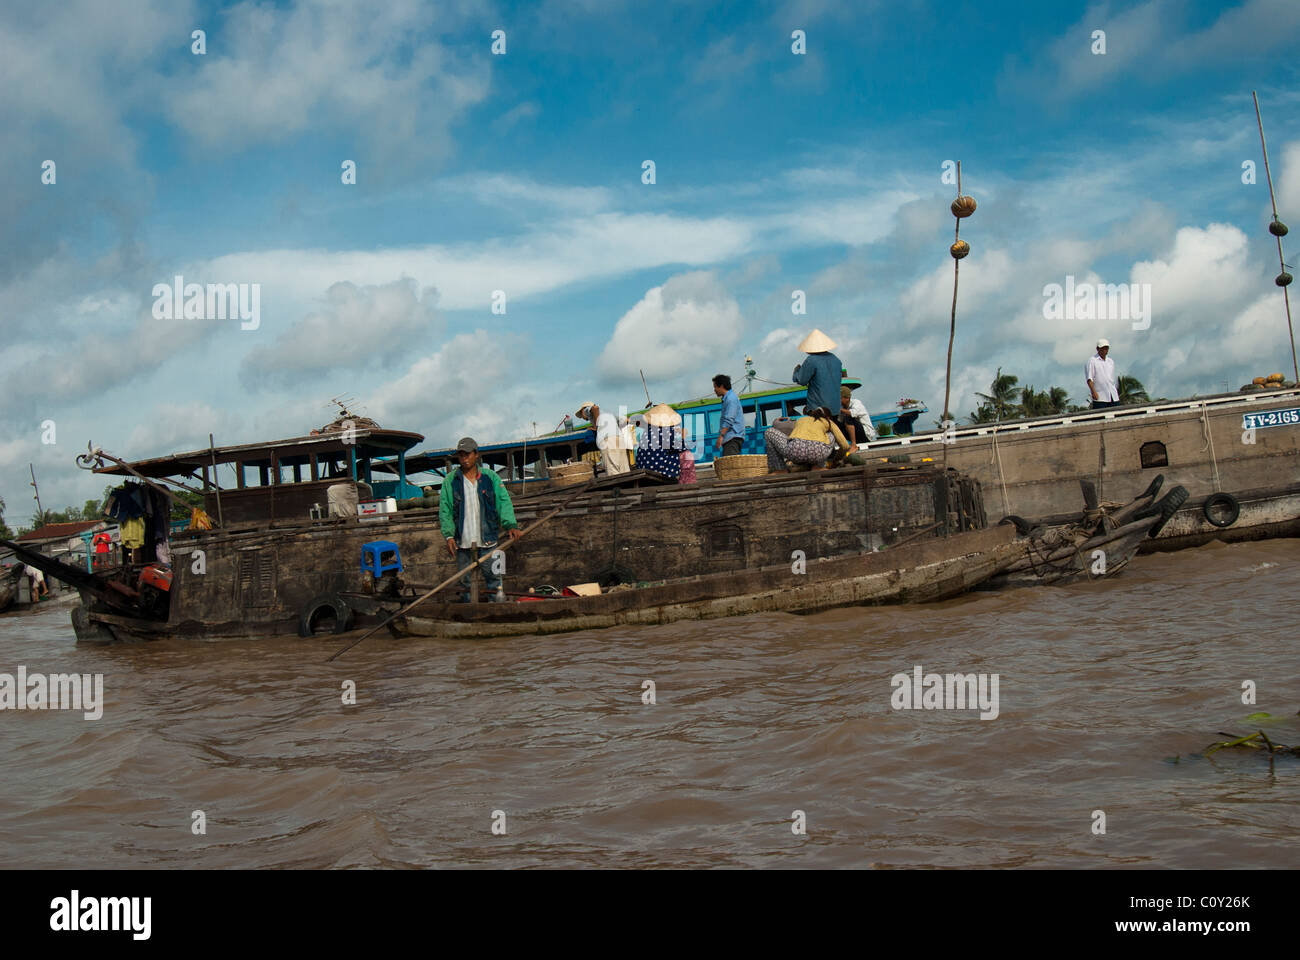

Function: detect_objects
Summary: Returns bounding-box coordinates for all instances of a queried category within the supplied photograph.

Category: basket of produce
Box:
[550,462,594,487]
[713,454,768,481]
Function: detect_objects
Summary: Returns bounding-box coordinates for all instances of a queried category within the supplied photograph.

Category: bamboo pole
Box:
[1253,91,1299,385]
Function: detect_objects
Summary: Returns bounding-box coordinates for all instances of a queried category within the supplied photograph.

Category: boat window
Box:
[704,411,718,436]
[759,402,783,426]
[1139,441,1168,469]
[786,400,805,418]
[744,409,756,431]
[703,524,745,558]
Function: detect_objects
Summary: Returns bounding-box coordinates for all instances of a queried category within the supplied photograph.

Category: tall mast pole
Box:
[1253,90,1298,385]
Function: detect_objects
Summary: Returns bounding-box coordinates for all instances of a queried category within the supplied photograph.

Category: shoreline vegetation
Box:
[966,367,1152,424]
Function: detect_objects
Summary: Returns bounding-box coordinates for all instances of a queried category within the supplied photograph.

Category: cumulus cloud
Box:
[162,0,489,175]
[596,272,744,385]
[369,330,535,445]
[240,279,441,388]
[999,0,1300,101]
[1276,140,1300,225]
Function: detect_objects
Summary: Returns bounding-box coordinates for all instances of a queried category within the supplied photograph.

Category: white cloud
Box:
[240,279,441,387]
[597,272,744,384]
[1000,0,1300,101]
[198,211,756,312]
[1275,140,1300,226]
[162,0,489,172]
[369,330,534,445]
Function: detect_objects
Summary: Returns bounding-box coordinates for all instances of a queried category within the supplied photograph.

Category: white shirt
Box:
[594,411,629,474]
[460,472,485,548]
[24,565,44,583]
[848,398,877,441]
[1086,353,1118,402]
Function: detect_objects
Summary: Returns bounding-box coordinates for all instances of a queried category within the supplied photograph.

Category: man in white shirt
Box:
[577,401,630,475]
[1086,339,1119,409]
[24,564,48,600]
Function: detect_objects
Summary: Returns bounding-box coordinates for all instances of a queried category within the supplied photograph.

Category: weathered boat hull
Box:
[870,388,1300,548]
[389,525,1020,639]
[94,464,992,641]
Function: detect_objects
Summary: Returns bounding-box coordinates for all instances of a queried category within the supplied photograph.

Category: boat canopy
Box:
[378,429,598,484]
[93,429,424,480]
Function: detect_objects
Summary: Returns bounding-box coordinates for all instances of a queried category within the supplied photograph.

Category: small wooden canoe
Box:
[373,524,1021,639]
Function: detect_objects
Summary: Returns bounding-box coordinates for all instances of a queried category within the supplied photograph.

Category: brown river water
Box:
[1,538,1297,869]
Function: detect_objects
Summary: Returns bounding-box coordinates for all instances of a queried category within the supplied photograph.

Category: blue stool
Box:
[361,540,402,577]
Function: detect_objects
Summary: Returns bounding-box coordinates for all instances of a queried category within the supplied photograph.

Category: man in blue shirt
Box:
[792,328,843,415]
[713,374,744,456]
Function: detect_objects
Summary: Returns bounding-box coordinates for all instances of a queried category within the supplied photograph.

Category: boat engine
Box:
[136,563,173,619]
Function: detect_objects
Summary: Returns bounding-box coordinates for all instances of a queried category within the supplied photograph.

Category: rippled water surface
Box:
[1,538,1297,868]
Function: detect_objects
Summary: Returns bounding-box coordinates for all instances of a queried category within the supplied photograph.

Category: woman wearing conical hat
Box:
[636,403,683,480]
[792,328,843,415]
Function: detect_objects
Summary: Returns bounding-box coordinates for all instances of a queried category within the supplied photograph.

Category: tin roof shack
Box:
[13,520,105,596]
[93,428,425,528]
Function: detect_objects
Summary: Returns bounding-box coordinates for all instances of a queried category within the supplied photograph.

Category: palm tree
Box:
[1117,375,1150,404]
[1019,385,1052,417]
[1047,386,1071,414]
[975,368,1020,421]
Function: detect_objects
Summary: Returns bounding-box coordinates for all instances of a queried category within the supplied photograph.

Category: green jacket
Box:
[439,466,518,544]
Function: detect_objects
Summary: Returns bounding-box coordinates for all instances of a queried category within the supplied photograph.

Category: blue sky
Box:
[2,0,1300,516]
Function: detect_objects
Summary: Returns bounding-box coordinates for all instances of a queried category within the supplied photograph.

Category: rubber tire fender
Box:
[1202,492,1240,528]
[1137,473,1165,502]
[1145,485,1189,538]
[999,515,1033,537]
[298,593,354,637]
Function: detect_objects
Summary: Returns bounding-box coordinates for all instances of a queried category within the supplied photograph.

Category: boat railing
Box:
[866,386,1300,449]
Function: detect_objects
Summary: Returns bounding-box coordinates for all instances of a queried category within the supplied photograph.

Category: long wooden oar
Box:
[327,478,599,661]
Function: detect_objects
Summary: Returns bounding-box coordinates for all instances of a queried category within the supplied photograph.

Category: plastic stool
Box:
[361,540,402,577]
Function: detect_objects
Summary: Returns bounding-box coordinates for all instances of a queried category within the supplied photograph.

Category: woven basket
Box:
[550,462,594,487]
[713,454,768,481]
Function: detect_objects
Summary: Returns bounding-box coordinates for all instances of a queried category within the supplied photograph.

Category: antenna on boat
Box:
[639,369,652,407]
[743,355,756,393]
[1252,91,1299,385]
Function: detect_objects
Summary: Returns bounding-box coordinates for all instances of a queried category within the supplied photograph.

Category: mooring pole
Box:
[1253,91,1299,385]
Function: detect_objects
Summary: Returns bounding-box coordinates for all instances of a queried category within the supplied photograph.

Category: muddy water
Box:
[1,538,1296,869]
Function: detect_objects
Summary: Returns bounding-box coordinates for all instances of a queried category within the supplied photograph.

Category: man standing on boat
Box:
[439,437,520,602]
[1087,339,1119,409]
[792,329,843,415]
[576,402,630,476]
[713,374,744,456]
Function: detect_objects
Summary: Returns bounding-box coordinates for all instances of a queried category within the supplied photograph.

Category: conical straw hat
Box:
[644,403,682,427]
[798,328,837,353]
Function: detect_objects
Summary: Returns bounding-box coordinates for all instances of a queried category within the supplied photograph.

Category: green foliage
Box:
[1117,375,1150,404]
[0,494,11,540]
[966,368,1157,423]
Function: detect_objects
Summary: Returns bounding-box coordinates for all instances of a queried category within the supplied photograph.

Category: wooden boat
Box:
[867,386,1300,550]
[1,425,1001,642]
[353,525,1021,640]
[0,565,24,612]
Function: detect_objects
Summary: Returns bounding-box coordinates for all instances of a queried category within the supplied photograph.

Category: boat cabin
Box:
[382,429,599,493]
[94,428,425,526]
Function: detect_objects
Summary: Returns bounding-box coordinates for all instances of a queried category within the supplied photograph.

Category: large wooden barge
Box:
[2,424,1005,642]
[866,386,1300,550]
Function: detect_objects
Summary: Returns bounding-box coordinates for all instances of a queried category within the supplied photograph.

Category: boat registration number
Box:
[1241,407,1300,430]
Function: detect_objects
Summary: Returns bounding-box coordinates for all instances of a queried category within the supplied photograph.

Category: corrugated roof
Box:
[17,520,104,541]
